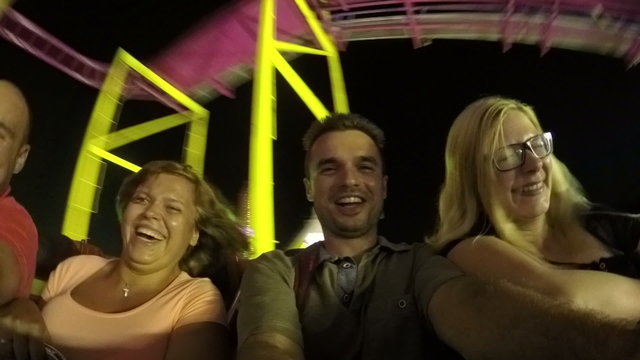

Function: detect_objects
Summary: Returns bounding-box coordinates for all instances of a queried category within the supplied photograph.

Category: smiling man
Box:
[236,114,463,360]
[0,80,36,305]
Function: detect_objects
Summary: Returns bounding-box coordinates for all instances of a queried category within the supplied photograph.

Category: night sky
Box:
[2,0,640,255]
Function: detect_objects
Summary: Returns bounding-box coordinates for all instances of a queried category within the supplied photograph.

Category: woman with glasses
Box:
[430,96,640,320]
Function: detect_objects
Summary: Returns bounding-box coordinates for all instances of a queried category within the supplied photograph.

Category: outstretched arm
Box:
[236,251,304,360]
[165,322,230,360]
[448,236,640,320]
[0,297,49,360]
[430,276,640,360]
[0,242,20,305]
[238,332,303,360]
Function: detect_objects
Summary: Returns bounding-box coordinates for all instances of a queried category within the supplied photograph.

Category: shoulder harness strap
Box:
[289,242,322,311]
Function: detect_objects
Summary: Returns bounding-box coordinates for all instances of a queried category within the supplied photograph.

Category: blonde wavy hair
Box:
[430,96,590,256]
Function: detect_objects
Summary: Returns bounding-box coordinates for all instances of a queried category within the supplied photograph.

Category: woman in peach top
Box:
[41,160,247,360]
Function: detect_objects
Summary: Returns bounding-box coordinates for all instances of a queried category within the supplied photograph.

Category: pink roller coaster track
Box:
[1,0,638,102]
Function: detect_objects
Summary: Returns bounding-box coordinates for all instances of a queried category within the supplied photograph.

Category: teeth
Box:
[136,227,164,240]
[336,196,363,205]
[522,183,543,193]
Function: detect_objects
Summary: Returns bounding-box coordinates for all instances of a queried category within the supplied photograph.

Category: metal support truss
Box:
[62,48,209,241]
[248,0,349,256]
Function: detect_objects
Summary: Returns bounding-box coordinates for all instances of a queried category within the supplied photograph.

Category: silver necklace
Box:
[122,283,130,298]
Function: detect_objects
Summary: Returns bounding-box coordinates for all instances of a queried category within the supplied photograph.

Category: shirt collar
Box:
[317,236,412,263]
[378,236,412,252]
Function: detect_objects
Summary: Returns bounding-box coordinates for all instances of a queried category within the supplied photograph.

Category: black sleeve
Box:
[583,205,640,253]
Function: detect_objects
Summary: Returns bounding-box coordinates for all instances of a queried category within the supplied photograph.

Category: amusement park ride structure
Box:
[0,0,638,257]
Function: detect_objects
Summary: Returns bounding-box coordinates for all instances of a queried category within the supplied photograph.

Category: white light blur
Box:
[303,232,324,247]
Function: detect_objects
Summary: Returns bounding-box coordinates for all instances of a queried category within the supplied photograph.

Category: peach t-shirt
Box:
[42,255,225,360]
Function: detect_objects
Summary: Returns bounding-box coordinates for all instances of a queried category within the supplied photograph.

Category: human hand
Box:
[0,298,49,360]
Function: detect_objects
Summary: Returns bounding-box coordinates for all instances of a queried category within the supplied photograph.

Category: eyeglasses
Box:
[493,132,553,171]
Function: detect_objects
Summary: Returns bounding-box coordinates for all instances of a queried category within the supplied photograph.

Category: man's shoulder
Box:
[0,192,34,224]
[0,191,37,247]
[381,239,435,257]
[249,249,296,272]
[373,241,437,272]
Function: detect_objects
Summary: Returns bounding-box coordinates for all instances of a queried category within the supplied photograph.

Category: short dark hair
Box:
[302,113,385,177]
[117,160,248,276]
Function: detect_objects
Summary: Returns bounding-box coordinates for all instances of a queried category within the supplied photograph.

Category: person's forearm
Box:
[237,334,303,360]
[552,268,640,320]
[0,243,20,305]
[0,268,18,305]
[165,322,230,360]
[430,276,640,360]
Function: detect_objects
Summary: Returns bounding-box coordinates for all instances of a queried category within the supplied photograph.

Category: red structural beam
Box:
[312,0,640,65]
[1,0,638,100]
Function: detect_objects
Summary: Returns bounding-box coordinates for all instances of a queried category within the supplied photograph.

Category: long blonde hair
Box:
[430,96,590,256]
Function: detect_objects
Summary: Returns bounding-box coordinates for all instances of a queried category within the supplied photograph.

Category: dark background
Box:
[2,0,639,255]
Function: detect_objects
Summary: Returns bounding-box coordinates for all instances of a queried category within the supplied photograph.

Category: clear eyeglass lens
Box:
[529,135,551,157]
[494,148,521,170]
[493,133,552,171]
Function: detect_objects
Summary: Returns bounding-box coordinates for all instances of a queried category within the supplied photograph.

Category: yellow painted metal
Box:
[87,144,142,173]
[249,0,277,257]
[248,0,350,257]
[119,52,207,118]
[62,52,129,240]
[100,113,192,151]
[0,0,12,15]
[62,48,208,241]
[272,49,330,119]
[275,41,330,56]
[294,0,336,53]
[184,113,209,177]
[293,0,350,113]
[326,53,350,113]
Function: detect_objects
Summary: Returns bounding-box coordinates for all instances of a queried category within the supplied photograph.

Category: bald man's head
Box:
[0,80,31,193]
[0,80,30,145]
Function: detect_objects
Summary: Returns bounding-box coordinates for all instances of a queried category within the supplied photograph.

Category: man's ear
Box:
[12,144,30,175]
[303,177,313,202]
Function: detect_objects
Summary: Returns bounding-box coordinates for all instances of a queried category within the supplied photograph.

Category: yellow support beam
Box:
[248,0,350,256]
[249,0,277,257]
[101,112,193,151]
[120,52,206,118]
[292,0,349,112]
[63,52,129,240]
[272,49,330,119]
[184,114,209,177]
[87,145,142,173]
[62,48,208,241]
[326,53,350,113]
[275,41,330,56]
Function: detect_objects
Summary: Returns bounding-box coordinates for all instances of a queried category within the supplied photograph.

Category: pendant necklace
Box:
[122,283,130,298]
